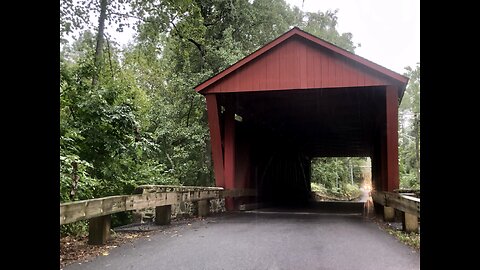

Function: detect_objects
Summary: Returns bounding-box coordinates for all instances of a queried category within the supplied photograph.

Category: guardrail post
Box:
[402,212,419,233]
[155,205,172,225]
[88,215,111,245]
[197,200,210,217]
[383,206,395,222]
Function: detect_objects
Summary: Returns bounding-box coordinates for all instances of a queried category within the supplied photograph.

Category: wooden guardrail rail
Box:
[60,186,257,244]
[60,193,178,226]
[371,191,420,217]
[371,190,420,233]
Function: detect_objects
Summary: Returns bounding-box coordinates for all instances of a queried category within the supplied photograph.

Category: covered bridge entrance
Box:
[195,27,409,210]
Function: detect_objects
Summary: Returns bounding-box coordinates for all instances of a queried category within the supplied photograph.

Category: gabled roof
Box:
[195,27,409,97]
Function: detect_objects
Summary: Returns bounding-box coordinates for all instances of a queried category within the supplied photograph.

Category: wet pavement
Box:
[65,205,419,270]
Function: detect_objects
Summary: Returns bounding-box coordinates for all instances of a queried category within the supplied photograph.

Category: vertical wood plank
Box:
[345,59,358,86]
[380,128,388,191]
[320,52,328,88]
[364,71,374,86]
[266,46,279,89]
[328,54,335,87]
[237,67,249,90]
[259,55,267,90]
[279,42,292,88]
[299,40,308,88]
[359,66,366,86]
[385,85,399,191]
[224,108,236,211]
[335,57,343,87]
[306,44,315,88]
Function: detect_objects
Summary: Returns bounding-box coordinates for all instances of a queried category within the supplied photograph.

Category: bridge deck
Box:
[64,209,419,270]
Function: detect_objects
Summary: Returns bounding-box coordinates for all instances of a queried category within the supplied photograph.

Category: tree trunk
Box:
[91,0,108,87]
[69,161,79,200]
[414,115,420,183]
[202,106,213,185]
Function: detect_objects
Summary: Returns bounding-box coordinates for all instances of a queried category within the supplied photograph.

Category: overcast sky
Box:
[104,0,419,75]
[286,0,420,74]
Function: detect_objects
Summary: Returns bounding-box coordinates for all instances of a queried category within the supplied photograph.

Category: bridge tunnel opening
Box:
[251,141,312,207]
[215,86,390,209]
[309,157,372,201]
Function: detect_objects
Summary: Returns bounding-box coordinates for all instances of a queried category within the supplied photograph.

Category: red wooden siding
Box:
[205,95,224,187]
[385,86,399,191]
[202,37,393,94]
[224,109,236,210]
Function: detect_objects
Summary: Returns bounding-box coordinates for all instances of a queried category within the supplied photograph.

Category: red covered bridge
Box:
[195,27,409,210]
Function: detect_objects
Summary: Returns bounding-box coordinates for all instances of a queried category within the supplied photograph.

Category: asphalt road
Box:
[64,209,419,270]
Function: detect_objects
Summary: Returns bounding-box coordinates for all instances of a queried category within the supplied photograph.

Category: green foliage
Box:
[386,228,420,250]
[399,63,420,189]
[59,153,98,202]
[60,0,133,41]
[310,182,326,193]
[311,157,364,199]
[343,183,362,199]
[111,212,133,228]
[298,9,359,52]
[311,182,361,201]
[60,221,89,237]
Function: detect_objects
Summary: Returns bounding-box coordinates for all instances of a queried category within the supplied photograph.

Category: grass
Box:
[373,217,420,251]
[311,182,361,201]
[311,182,327,192]
[386,228,420,250]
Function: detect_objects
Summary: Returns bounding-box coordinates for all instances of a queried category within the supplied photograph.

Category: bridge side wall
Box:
[371,86,399,192]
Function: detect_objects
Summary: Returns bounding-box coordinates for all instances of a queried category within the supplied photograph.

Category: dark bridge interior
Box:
[216,86,387,206]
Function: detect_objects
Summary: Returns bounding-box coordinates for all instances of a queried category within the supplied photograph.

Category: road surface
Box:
[65,209,419,270]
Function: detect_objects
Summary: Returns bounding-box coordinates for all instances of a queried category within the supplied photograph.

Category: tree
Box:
[297,9,359,53]
[311,157,365,198]
[399,63,420,189]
